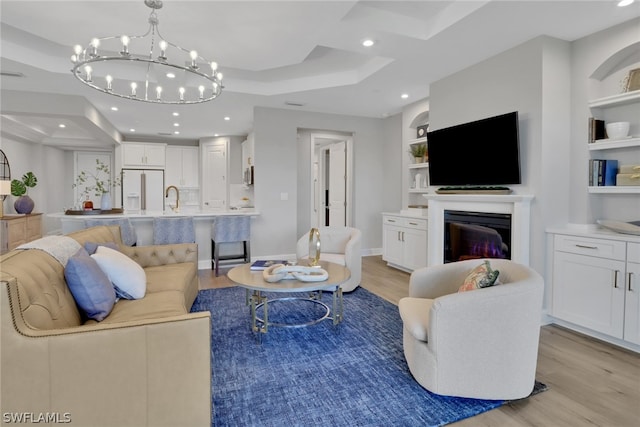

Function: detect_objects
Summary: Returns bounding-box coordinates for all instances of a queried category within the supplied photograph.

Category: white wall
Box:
[0,137,67,233]
[252,106,399,258]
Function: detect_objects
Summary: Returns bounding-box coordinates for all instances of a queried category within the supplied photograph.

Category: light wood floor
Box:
[198,256,640,427]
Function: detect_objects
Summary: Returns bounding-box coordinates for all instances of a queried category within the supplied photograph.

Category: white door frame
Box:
[309,133,353,228]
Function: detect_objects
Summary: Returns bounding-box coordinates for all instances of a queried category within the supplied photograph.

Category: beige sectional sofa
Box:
[0,225,211,426]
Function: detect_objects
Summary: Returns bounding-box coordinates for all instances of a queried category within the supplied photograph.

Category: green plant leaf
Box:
[11,179,26,196]
[22,172,37,188]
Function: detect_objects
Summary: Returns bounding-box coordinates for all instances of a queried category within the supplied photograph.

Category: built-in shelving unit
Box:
[587,90,640,194]
[407,137,430,200]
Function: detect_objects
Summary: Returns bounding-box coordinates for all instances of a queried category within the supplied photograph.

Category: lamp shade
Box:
[0,180,11,195]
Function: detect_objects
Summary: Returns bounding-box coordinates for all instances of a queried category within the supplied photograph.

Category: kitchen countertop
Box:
[48,208,259,220]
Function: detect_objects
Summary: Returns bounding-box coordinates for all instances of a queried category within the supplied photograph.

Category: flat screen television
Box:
[426,111,521,187]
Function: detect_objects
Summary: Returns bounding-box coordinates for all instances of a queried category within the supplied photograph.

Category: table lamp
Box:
[0,180,11,218]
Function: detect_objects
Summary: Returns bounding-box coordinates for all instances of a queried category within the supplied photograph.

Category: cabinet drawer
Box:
[383,216,427,230]
[402,218,427,230]
[554,234,626,261]
[628,243,640,264]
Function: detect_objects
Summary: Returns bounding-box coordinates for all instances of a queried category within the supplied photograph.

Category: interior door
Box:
[202,140,227,210]
[328,141,346,226]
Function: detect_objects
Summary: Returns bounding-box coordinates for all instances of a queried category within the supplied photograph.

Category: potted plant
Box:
[73,159,121,211]
[11,172,38,214]
[409,144,427,163]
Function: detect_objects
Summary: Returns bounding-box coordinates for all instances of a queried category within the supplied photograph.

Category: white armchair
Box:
[398,258,544,400]
[296,227,361,292]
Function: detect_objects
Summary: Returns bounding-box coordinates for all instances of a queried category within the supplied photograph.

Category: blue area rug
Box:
[191,286,505,426]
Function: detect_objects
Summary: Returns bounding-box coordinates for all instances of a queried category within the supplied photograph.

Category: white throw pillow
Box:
[91,245,146,299]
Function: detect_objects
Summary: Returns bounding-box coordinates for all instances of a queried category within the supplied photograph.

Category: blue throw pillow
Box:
[84,241,119,255]
[64,247,116,321]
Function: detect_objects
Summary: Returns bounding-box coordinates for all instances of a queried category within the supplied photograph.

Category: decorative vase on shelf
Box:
[100,192,113,211]
[14,195,34,214]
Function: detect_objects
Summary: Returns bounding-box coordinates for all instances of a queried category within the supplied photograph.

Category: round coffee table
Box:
[227,260,350,340]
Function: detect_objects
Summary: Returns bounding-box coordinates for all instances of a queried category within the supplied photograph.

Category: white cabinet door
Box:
[181,147,199,188]
[383,224,403,266]
[122,143,165,168]
[166,146,199,188]
[624,243,640,345]
[552,251,625,338]
[201,140,227,210]
[165,146,182,187]
[403,228,428,271]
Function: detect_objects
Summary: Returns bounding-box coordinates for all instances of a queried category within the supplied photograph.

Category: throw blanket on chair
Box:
[16,235,81,267]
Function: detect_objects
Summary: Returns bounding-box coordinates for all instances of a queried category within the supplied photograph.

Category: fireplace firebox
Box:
[444,210,512,263]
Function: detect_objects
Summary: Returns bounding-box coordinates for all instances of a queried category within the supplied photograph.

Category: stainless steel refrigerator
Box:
[121,169,165,213]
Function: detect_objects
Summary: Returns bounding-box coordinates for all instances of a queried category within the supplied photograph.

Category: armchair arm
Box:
[409,260,479,299]
[120,243,198,268]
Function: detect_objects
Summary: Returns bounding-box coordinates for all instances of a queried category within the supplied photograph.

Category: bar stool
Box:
[153,217,195,244]
[211,216,251,276]
[85,218,137,246]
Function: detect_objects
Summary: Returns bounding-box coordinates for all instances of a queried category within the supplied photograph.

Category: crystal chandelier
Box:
[70,0,222,104]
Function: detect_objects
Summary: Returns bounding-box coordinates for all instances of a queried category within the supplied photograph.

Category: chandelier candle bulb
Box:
[198,85,205,100]
[179,87,185,101]
[84,66,92,82]
[130,82,137,97]
[158,40,168,61]
[120,35,130,55]
[156,86,162,100]
[90,38,99,57]
[105,75,113,91]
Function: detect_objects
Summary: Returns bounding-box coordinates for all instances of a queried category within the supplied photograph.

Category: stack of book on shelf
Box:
[588,117,606,143]
[250,260,290,271]
[589,159,618,186]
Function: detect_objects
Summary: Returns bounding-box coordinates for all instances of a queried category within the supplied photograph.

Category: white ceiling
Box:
[1,0,639,149]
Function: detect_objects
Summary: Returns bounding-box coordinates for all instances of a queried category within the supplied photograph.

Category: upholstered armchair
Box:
[296,227,361,292]
[398,258,544,400]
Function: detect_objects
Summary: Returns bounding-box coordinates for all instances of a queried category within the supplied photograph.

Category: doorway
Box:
[309,133,353,228]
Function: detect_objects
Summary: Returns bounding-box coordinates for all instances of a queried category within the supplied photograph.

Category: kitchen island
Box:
[48,209,259,269]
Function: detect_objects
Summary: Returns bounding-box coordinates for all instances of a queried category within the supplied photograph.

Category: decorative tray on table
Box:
[64,208,124,215]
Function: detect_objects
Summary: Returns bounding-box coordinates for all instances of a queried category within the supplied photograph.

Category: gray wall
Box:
[428,35,572,276]
[252,106,400,258]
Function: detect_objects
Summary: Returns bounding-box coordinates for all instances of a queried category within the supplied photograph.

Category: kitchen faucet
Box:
[165,185,180,212]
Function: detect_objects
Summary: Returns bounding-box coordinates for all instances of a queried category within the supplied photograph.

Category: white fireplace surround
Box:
[423,194,534,267]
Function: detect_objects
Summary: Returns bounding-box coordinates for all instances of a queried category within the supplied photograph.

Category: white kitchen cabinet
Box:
[121,142,166,168]
[382,214,427,272]
[550,231,640,350]
[624,243,640,345]
[166,146,199,188]
[200,138,228,210]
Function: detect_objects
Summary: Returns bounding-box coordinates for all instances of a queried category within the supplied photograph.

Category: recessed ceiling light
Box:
[214,133,219,137]
[618,0,634,7]
[401,93,409,99]
[173,123,180,127]
[130,128,136,132]
[111,106,118,111]
[174,131,180,135]
[172,112,179,116]
[224,116,230,121]
[362,39,375,47]
[166,72,176,79]
[58,124,66,128]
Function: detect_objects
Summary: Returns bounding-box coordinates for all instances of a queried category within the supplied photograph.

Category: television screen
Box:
[426,111,521,187]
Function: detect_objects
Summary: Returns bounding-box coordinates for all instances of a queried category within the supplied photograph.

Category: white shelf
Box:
[588,90,640,108]
[408,162,429,169]
[589,137,640,150]
[588,186,640,194]
[408,137,427,145]
[408,188,430,194]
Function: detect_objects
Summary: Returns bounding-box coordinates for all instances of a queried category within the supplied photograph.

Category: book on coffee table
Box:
[250,260,290,271]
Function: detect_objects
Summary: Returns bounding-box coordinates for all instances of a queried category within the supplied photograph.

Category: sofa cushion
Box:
[64,247,116,321]
[85,291,187,325]
[458,260,500,292]
[91,246,146,299]
[84,241,119,255]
